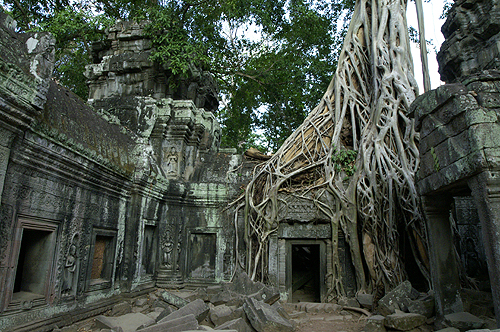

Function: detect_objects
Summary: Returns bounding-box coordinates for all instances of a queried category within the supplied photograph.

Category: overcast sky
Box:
[406,0,447,92]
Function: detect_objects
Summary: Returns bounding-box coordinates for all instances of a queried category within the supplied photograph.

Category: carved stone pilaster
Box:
[421,195,463,319]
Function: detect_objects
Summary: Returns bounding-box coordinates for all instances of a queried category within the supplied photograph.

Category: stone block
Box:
[159,298,210,324]
[434,328,460,332]
[210,304,244,326]
[135,297,149,307]
[271,302,289,320]
[338,297,361,308]
[406,297,435,318]
[216,317,256,332]
[210,290,243,306]
[138,314,200,332]
[94,313,155,332]
[243,297,294,332]
[196,287,209,302]
[110,301,133,316]
[223,272,280,305]
[363,315,386,332]
[154,305,173,322]
[357,293,374,309]
[444,312,485,331]
[162,291,190,309]
[384,311,426,331]
[378,281,413,316]
[207,285,223,296]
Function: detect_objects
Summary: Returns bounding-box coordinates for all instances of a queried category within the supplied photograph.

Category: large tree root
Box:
[237,0,430,299]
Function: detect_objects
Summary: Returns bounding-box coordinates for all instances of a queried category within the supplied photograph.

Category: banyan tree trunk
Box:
[239,0,430,299]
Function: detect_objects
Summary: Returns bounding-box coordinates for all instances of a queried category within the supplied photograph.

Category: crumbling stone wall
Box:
[412,0,500,325]
[0,14,251,331]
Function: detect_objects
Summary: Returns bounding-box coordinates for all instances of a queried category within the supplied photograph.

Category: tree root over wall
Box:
[233,0,430,301]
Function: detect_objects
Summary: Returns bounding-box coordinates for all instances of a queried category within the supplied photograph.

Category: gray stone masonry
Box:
[444,312,485,332]
[242,297,294,332]
[384,311,426,331]
[158,298,209,324]
[377,281,413,316]
[137,313,200,332]
[215,317,256,332]
[412,0,500,324]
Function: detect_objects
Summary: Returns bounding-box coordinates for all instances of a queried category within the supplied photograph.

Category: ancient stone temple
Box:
[0,16,252,330]
[411,0,500,325]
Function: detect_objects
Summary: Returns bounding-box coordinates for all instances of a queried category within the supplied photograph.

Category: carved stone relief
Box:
[62,233,79,296]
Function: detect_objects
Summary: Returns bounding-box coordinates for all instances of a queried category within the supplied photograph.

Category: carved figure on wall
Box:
[165,147,178,175]
[162,241,173,268]
[62,233,79,295]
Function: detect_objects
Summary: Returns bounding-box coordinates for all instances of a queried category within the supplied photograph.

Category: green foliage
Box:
[440,0,453,20]
[3,0,446,152]
[39,9,114,99]
[332,149,357,176]
[430,147,440,171]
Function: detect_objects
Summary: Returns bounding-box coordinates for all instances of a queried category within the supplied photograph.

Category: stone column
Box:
[468,171,500,326]
[422,195,463,318]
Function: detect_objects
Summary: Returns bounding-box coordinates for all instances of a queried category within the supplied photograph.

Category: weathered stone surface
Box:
[94,313,155,332]
[110,302,133,316]
[0,11,246,332]
[216,317,256,332]
[339,297,361,308]
[154,305,174,322]
[363,315,386,332]
[222,272,280,305]
[378,281,413,316]
[405,297,435,318]
[243,297,294,332]
[271,302,289,320]
[384,311,426,331]
[159,298,209,324]
[434,328,460,332]
[210,290,244,307]
[135,297,149,307]
[210,305,244,326]
[137,314,200,332]
[161,291,190,309]
[444,312,485,331]
[438,0,500,83]
[357,293,374,309]
[288,302,341,314]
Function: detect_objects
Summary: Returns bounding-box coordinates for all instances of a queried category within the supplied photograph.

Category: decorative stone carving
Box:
[164,147,179,177]
[438,0,500,83]
[62,233,79,296]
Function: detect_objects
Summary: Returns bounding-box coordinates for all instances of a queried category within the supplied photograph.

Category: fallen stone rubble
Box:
[50,278,497,332]
[361,281,497,332]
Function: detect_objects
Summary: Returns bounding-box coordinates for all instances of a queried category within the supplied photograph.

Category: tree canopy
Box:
[0,0,358,151]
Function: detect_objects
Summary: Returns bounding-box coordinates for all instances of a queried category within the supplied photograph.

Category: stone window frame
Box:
[1,216,60,312]
[185,227,223,283]
[85,228,117,292]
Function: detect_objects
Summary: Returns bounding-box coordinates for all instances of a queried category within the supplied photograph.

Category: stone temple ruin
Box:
[0,0,499,331]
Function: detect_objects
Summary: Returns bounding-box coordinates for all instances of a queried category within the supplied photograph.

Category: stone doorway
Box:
[286,240,326,303]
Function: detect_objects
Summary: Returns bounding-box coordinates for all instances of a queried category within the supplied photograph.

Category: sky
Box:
[406,0,448,92]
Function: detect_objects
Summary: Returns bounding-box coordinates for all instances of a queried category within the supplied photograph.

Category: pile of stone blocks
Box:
[361,281,494,332]
[87,272,293,332]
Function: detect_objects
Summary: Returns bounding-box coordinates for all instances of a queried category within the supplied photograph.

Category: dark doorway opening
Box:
[13,229,54,300]
[291,244,320,302]
[142,225,157,276]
